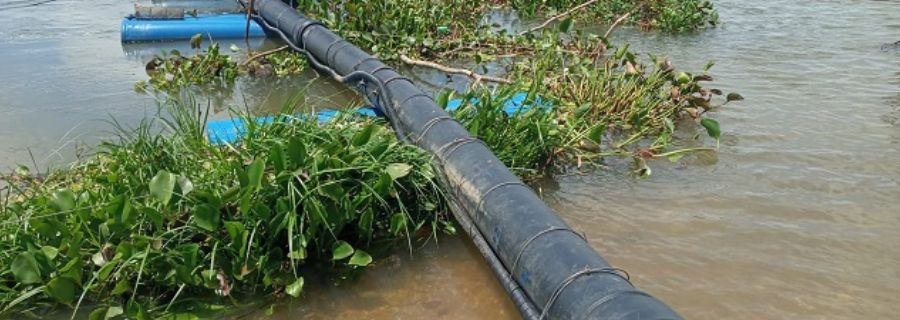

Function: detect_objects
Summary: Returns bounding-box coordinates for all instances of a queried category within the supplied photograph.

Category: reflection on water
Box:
[2,0,900,319]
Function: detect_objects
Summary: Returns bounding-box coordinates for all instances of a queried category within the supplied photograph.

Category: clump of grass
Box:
[0,99,450,318]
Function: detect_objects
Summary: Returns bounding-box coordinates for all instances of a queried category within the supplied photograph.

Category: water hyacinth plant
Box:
[136,43,310,93]
[508,0,718,31]
[0,99,451,318]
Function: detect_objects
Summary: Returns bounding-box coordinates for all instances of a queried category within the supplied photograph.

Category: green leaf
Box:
[51,189,76,212]
[98,259,119,281]
[106,306,124,319]
[390,213,406,236]
[45,276,77,305]
[177,175,194,196]
[318,183,345,201]
[11,252,42,284]
[193,203,220,232]
[287,248,307,260]
[373,173,392,196]
[285,277,304,298]
[385,163,412,180]
[558,17,574,33]
[41,246,59,261]
[358,209,374,240]
[287,137,306,166]
[587,124,605,144]
[14,165,29,177]
[436,90,452,108]
[351,123,376,146]
[348,250,373,267]
[149,170,176,205]
[246,158,265,191]
[332,241,354,260]
[700,118,721,140]
[726,92,744,102]
[676,72,691,84]
[88,307,108,320]
[270,143,286,172]
[111,278,131,296]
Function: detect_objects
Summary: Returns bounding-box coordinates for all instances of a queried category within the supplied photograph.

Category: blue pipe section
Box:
[206,92,550,145]
[121,14,266,42]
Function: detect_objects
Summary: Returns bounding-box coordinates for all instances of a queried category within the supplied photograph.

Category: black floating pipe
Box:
[245,1,682,319]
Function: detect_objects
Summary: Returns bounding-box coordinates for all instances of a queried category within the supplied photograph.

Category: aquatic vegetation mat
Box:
[0,102,451,318]
[136,42,309,93]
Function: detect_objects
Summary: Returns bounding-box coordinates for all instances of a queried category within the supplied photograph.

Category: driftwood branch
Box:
[604,12,632,38]
[399,55,512,84]
[240,45,289,66]
[591,12,632,60]
[519,0,599,35]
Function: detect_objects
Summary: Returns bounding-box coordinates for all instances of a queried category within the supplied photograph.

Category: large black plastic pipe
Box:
[247,1,682,318]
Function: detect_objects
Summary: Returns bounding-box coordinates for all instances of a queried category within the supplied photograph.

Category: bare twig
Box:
[240,45,289,66]
[519,0,599,35]
[399,55,512,84]
[604,12,632,38]
[244,0,255,51]
[592,12,632,60]
[26,148,40,178]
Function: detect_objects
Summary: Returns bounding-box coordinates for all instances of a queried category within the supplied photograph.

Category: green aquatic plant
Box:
[0,99,450,318]
[137,44,310,93]
[441,28,737,178]
[292,0,718,60]
[508,0,718,32]
[136,43,239,93]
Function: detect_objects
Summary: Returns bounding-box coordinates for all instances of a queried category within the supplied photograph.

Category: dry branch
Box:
[240,45,289,66]
[399,55,512,84]
[519,0,599,35]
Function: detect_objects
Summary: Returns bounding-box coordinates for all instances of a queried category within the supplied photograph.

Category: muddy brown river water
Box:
[1,0,899,319]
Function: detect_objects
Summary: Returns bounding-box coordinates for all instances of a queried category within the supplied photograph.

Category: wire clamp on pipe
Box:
[475,181,528,216]
[414,115,454,144]
[435,137,486,165]
[512,226,587,274]
[579,289,651,320]
[540,267,633,320]
[350,57,381,72]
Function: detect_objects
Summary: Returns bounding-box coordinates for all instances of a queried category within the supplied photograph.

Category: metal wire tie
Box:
[540,267,633,320]
[475,181,528,216]
[414,115,454,144]
[512,227,587,274]
[579,289,650,320]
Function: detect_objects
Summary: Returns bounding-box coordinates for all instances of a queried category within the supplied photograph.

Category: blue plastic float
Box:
[121,14,266,42]
[206,92,550,144]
